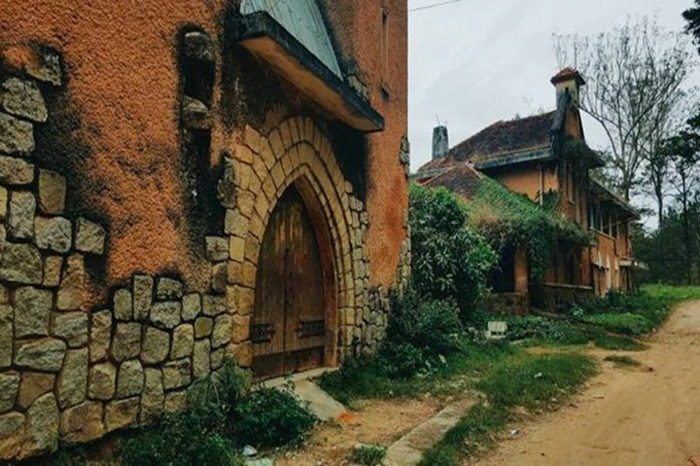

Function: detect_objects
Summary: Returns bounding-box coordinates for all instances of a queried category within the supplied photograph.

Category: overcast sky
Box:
[407,0,697,224]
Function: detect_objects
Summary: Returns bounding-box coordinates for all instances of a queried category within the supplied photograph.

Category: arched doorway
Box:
[250,183,332,379]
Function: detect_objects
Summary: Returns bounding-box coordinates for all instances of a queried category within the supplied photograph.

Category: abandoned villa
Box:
[0,0,648,462]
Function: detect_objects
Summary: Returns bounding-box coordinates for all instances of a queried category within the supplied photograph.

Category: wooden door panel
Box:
[252,185,326,378]
[285,192,326,354]
[252,192,287,358]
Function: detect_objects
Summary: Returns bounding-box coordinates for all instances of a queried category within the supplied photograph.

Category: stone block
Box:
[0,112,34,155]
[205,236,228,262]
[111,322,141,362]
[217,156,236,208]
[105,397,139,433]
[141,368,164,422]
[18,372,54,409]
[229,237,245,265]
[182,96,211,129]
[88,362,116,401]
[57,254,85,311]
[212,314,232,348]
[156,277,183,300]
[133,275,153,320]
[231,314,250,344]
[211,262,227,293]
[14,286,52,338]
[184,31,214,61]
[1,78,47,122]
[20,393,59,459]
[0,305,11,368]
[8,45,62,86]
[140,326,169,365]
[192,339,211,379]
[37,169,66,215]
[0,411,25,460]
[202,294,226,316]
[150,301,181,330]
[75,218,106,255]
[51,312,88,348]
[60,401,104,443]
[211,347,226,369]
[0,155,34,185]
[182,293,201,321]
[194,316,213,338]
[0,372,19,413]
[171,324,193,359]
[57,348,88,409]
[8,191,35,239]
[163,390,186,412]
[34,216,72,253]
[162,358,191,391]
[89,310,111,363]
[116,359,144,399]
[42,255,62,287]
[14,338,66,372]
[113,288,132,321]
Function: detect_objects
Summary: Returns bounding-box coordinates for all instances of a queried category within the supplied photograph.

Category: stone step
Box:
[384,397,479,466]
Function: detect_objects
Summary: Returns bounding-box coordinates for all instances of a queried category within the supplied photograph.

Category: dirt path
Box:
[476,300,700,466]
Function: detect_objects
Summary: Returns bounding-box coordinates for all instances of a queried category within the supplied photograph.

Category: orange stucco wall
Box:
[321,0,409,287]
[0,0,408,304]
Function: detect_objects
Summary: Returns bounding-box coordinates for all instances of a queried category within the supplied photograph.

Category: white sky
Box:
[407,0,698,227]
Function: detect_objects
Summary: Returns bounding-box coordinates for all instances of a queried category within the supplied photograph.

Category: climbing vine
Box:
[463,177,590,282]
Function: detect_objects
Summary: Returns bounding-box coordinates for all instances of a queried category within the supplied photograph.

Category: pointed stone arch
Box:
[226,116,369,371]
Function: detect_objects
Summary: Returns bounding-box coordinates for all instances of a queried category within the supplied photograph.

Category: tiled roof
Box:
[421,162,484,198]
[418,111,556,173]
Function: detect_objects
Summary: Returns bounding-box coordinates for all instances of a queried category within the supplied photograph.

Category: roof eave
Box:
[232,11,384,132]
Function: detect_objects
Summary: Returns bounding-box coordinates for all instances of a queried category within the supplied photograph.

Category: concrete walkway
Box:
[385,397,479,466]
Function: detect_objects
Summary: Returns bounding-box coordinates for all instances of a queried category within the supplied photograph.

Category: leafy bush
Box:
[379,290,462,377]
[232,385,317,448]
[410,184,497,320]
[351,444,387,466]
[120,360,316,466]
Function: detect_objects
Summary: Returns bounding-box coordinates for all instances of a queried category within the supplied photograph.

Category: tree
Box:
[665,130,700,283]
[554,16,693,200]
[683,1,700,54]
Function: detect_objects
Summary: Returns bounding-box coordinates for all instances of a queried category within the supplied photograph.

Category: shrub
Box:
[409,184,497,320]
[120,360,316,465]
[379,290,462,377]
[232,385,317,448]
[351,444,387,466]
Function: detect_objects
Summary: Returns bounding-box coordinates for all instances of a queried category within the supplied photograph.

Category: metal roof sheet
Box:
[240,0,343,78]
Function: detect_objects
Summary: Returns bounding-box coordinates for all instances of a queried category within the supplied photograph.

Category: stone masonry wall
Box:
[0,43,406,461]
[0,47,235,461]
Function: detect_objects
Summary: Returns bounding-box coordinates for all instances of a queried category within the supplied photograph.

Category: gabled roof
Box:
[418,109,559,174]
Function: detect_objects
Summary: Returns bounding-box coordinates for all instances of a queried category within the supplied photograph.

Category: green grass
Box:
[604,355,641,367]
[582,313,655,336]
[419,352,597,465]
[318,341,516,405]
[351,444,387,466]
[593,335,647,351]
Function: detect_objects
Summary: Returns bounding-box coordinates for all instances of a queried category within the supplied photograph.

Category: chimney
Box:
[551,68,585,107]
[432,125,449,160]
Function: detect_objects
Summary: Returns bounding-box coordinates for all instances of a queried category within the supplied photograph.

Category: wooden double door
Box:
[251,185,328,379]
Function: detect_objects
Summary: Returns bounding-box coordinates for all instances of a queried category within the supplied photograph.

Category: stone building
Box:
[0,0,409,460]
[416,69,643,311]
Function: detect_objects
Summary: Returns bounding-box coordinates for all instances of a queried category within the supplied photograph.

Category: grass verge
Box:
[419,352,597,465]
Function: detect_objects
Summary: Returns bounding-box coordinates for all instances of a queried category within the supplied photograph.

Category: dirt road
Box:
[477,300,700,466]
